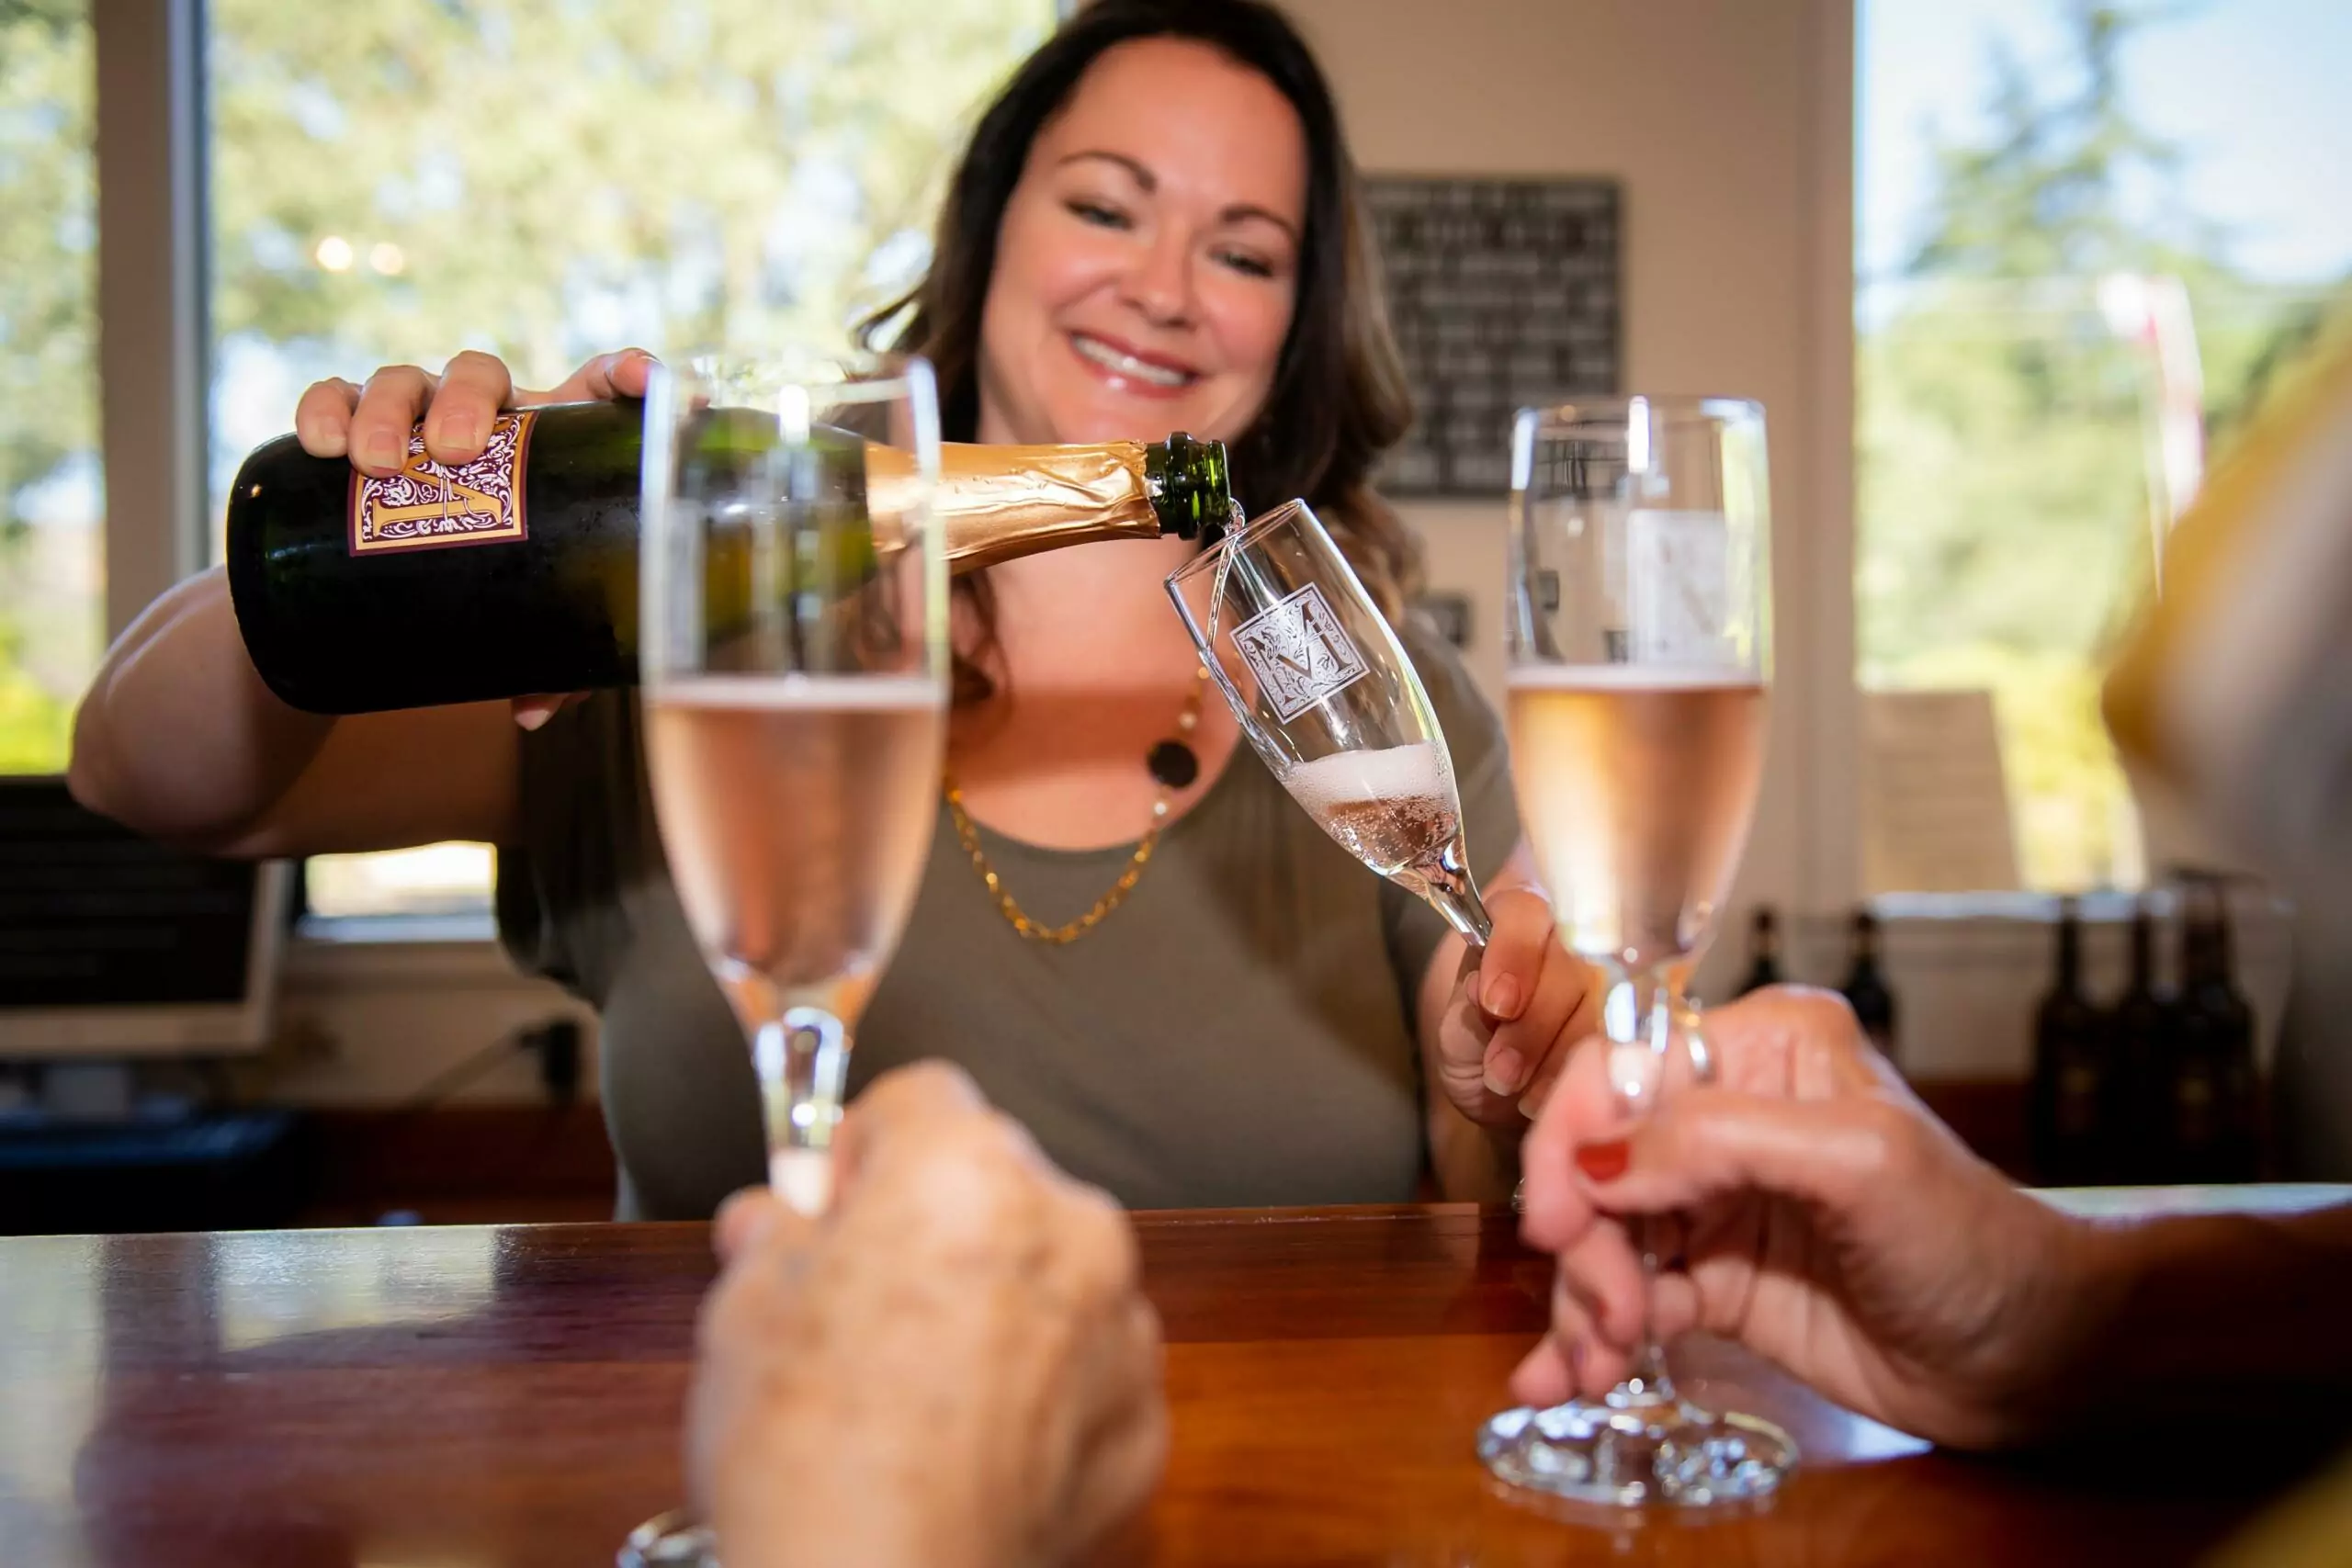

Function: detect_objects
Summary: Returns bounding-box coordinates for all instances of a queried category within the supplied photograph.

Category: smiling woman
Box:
[72,0,1588,1221]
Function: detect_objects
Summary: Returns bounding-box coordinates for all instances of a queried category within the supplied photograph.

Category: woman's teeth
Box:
[1072,333,1193,388]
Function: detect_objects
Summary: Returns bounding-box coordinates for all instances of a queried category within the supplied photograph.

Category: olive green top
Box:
[498,623,1519,1219]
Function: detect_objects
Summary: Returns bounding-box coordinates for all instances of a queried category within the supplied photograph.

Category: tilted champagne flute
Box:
[621,347,949,1568]
[1477,395,1794,1507]
[1165,498,1492,945]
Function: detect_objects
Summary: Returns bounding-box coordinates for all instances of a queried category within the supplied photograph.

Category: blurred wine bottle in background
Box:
[2163,873,2260,1182]
[1838,910,1899,1066]
[1736,906,1783,997]
[2105,894,2175,1182]
[2030,897,2110,1184]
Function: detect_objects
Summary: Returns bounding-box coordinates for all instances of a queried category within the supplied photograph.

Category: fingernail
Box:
[361,429,409,471]
[1482,1046,1525,1097]
[1481,973,1522,1020]
[1574,1138,1631,1182]
[514,704,551,732]
[439,414,482,453]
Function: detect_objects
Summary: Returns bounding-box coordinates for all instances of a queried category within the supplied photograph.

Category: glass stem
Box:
[1597,966,1681,1410]
[1404,841,1493,946]
[754,1006,849,1214]
[1608,1215,1680,1410]
[1419,880,1493,946]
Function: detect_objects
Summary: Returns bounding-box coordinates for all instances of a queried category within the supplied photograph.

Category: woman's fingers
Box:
[511,693,591,731]
[1556,1216,1648,1353]
[1470,886,1554,1028]
[423,349,518,464]
[1573,1089,1907,1222]
[1488,947,1597,1109]
[348,364,441,476]
[299,346,654,473]
[294,378,362,458]
[535,347,658,406]
[1518,1031,1636,1251]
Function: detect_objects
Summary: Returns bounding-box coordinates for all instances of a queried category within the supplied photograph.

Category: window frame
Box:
[95,0,209,639]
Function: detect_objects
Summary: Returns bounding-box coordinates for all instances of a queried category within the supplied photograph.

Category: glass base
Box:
[619,1509,716,1567]
[1477,1399,1796,1508]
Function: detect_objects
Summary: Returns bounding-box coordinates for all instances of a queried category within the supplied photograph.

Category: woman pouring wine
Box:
[68,0,1598,1218]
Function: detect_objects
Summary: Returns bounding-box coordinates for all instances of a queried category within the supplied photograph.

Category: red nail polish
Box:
[1575,1139,1631,1181]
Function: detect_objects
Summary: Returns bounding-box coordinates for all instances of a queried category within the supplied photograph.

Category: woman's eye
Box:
[1068,199,1131,231]
[1216,248,1277,280]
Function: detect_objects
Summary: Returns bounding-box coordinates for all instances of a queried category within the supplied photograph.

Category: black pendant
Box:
[1146,739,1199,789]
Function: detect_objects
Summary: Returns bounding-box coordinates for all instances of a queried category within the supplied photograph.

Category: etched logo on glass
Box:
[349,410,537,556]
[1231,582,1370,720]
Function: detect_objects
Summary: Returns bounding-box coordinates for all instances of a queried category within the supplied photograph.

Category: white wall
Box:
[1287,0,1860,996]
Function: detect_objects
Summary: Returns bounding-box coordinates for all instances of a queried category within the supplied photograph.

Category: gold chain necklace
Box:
[944,663,1212,945]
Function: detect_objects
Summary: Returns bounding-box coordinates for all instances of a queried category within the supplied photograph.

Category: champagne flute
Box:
[621,348,948,1568]
[1477,396,1795,1507]
[1165,498,1491,943]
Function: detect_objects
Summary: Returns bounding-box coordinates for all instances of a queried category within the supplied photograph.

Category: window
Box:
[203,0,1057,919]
[0,2,100,776]
[1856,0,2352,893]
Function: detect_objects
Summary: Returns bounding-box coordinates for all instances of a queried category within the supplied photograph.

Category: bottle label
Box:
[1231,582,1369,720]
[348,411,537,556]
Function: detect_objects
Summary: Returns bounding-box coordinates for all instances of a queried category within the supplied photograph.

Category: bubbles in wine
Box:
[1284,742,1459,875]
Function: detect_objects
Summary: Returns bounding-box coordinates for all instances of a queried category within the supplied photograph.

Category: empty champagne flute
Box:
[1476,395,1795,1507]
[1165,498,1491,944]
[621,347,949,1568]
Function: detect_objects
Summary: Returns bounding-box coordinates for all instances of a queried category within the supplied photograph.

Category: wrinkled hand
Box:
[1428,885,1601,1128]
[1513,986,2108,1450]
[689,1063,1166,1568]
[293,346,656,730]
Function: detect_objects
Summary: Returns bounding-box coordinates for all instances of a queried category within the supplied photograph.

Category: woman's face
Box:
[977,38,1307,447]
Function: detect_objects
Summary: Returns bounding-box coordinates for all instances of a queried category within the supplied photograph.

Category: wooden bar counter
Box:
[0,1201,2327,1565]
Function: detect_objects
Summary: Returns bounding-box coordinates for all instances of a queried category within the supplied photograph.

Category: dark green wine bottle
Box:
[224,400,1229,715]
[2030,897,2109,1184]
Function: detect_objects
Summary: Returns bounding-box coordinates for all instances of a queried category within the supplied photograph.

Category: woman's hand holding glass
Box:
[1427,882,1604,1129]
[1514,986,2105,1451]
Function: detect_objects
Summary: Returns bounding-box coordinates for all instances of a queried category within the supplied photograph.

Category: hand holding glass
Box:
[1477,395,1794,1507]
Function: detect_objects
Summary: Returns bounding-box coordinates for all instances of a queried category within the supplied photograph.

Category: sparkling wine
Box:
[645,675,944,1022]
[1285,741,1461,876]
[1507,668,1767,970]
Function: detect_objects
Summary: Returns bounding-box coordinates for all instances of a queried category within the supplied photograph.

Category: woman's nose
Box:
[1121,231,1197,327]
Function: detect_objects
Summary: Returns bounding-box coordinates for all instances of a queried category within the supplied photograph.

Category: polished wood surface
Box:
[0,1204,2312,1566]
[19,1079,2025,1233]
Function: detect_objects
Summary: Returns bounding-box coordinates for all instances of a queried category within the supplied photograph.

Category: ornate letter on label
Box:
[1231,582,1370,721]
[349,412,537,556]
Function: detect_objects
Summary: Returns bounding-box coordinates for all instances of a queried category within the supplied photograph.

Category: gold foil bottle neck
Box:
[864,440,1160,570]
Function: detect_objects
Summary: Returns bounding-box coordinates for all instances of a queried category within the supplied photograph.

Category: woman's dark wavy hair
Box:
[860,0,1419,706]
